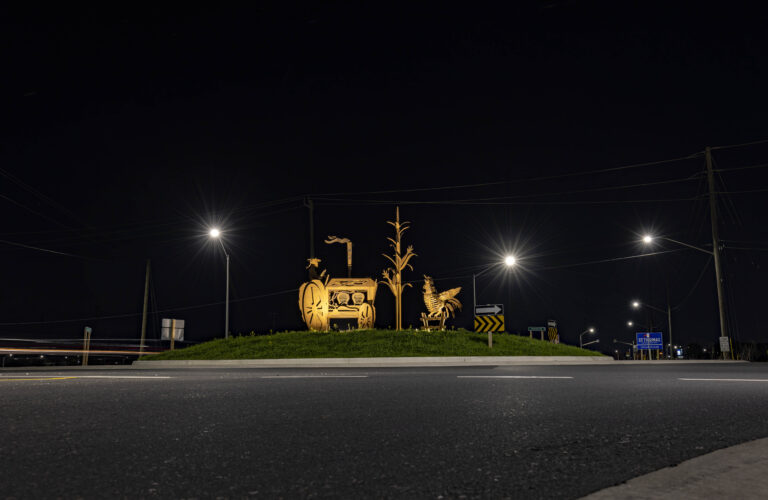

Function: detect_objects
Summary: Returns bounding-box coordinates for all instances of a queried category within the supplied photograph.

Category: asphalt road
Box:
[2,363,768,498]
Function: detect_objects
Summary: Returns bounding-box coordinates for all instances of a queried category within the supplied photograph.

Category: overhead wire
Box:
[711,137,768,151]
[310,152,703,197]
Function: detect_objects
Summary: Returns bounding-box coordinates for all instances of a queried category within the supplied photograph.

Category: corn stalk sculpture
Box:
[382,207,416,331]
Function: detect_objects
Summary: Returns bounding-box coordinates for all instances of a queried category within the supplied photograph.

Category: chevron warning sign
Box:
[474,315,505,332]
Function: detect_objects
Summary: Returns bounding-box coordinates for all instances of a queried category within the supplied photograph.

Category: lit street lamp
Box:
[472,255,517,311]
[632,299,673,359]
[580,327,596,348]
[641,233,728,357]
[210,228,230,339]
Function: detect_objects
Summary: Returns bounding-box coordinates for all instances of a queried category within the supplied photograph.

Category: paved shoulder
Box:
[582,437,768,500]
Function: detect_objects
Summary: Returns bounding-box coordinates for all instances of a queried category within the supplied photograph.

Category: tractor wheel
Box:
[299,280,328,331]
[357,303,375,330]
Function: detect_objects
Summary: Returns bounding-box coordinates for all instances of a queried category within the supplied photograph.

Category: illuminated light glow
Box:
[504,255,516,267]
[0,377,76,382]
[642,235,653,244]
[0,347,163,355]
[627,321,634,327]
[632,301,640,308]
[209,228,221,238]
[589,327,595,333]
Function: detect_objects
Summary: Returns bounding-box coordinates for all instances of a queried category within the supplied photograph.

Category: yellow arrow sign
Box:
[474,315,505,332]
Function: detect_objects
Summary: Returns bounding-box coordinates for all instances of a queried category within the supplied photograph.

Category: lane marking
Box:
[679,378,768,383]
[0,377,76,382]
[457,375,574,379]
[260,375,369,379]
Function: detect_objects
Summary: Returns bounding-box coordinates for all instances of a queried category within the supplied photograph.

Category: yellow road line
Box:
[0,377,77,382]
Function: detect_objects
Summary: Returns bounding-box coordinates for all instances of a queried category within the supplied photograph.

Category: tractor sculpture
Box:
[298,237,377,331]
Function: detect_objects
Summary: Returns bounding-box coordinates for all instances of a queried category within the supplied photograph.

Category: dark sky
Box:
[2,3,767,352]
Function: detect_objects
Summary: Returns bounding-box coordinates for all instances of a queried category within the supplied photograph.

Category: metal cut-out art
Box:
[381,207,417,331]
[420,275,462,330]
[298,239,377,331]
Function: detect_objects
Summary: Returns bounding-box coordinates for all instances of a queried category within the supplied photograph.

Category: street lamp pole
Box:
[580,328,595,349]
[210,229,230,339]
[472,255,517,312]
[632,299,673,359]
[225,250,230,340]
[642,225,729,358]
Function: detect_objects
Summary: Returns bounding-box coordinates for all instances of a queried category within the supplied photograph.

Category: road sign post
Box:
[547,319,559,344]
[82,326,92,367]
[528,326,545,339]
[636,332,663,360]
[474,304,505,334]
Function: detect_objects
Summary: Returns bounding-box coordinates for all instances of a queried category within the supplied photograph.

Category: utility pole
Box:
[666,285,673,359]
[705,147,729,358]
[139,259,150,357]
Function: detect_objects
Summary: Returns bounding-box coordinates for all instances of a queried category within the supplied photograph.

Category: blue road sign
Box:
[636,332,663,350]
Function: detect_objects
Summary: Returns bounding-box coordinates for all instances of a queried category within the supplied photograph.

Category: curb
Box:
[132,356,613,368]
[127,356,736,369]
[582,436,768,499]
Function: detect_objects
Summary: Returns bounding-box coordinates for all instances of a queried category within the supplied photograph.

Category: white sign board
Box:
[719,336,730,352]
[475,304,503,316]
[161,318,185,341]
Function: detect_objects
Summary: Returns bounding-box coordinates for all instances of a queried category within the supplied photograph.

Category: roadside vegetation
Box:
[141,329,605,360]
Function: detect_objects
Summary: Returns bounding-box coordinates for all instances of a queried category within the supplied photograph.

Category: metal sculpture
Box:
[298,240,377,331]
[381,207,416,331]
[420,275,462,330]
[324,236,352,277]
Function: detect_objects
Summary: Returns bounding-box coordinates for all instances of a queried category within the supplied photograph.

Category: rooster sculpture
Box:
[421,275,462,330]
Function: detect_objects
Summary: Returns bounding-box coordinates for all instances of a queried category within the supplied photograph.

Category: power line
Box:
[0,287,299,326]
[672,256,713,311]
[714,162,768,173]
[711,138,768,151]
[311,152,702,197]
[316,196,705,206]
[0,238,100,260]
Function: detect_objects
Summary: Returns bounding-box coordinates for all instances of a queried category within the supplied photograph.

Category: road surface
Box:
[2,363,767,498]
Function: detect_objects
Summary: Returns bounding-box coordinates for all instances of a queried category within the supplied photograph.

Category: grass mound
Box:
[141,329,605,360]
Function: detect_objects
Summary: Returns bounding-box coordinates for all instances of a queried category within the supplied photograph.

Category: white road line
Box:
[679,378,768,383]
[260,375,369,379]
[457,376,574,379]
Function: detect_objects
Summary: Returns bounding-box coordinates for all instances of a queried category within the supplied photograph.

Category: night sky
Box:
[3,3,767,352]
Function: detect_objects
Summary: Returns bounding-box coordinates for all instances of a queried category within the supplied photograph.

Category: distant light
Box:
[589,327,595,333]
[504,255,516,267]
[632,301,640,309]
[627,321,634,327]
[642,235,653,244]
[209,228,221,238]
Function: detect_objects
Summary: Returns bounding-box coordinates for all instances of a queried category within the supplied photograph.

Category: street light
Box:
[472,255,517,312]
[580,327,596,348]
[614,338,637,359]
[631,299,673,359]
[627,320,634,327]
[209,228,230,339]
[641,233,728,357]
